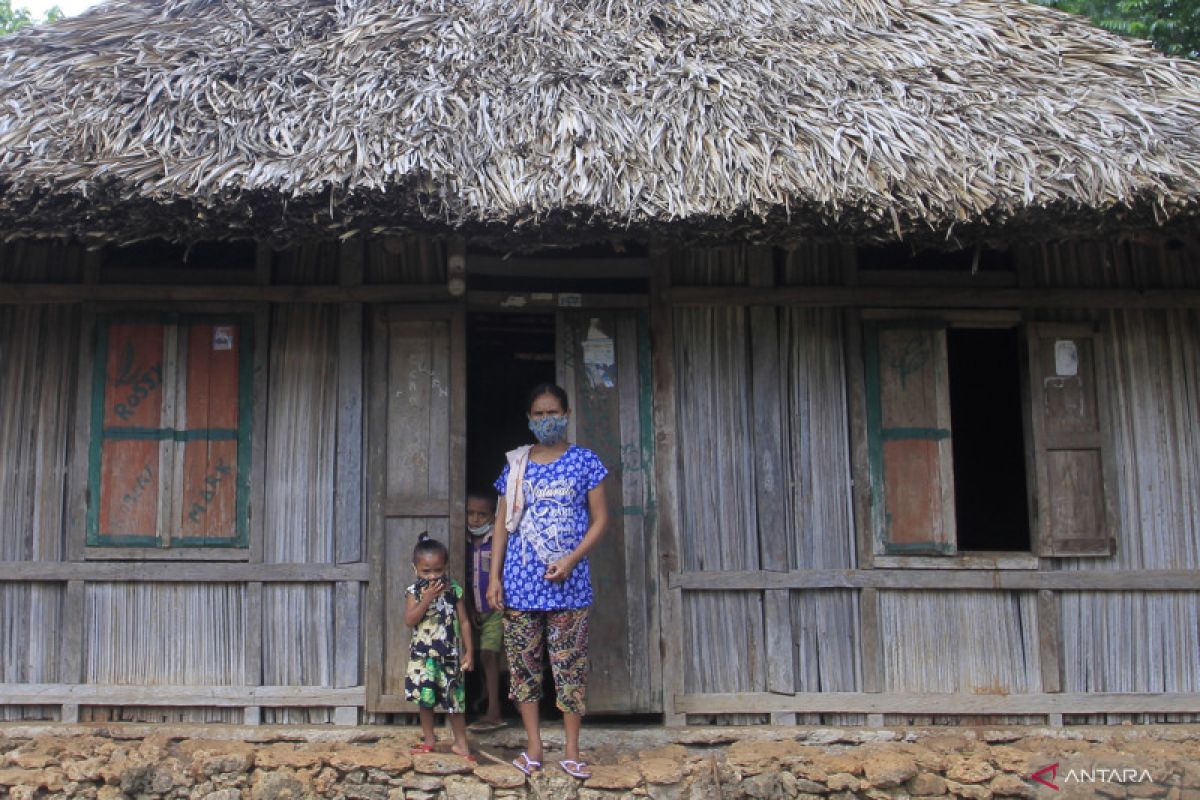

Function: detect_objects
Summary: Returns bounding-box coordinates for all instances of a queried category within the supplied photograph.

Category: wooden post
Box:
[748,247,797,725]
[243,581,263,725]
[1037,589,1063,694]
[649,247,686,726]
[60,580,85,723]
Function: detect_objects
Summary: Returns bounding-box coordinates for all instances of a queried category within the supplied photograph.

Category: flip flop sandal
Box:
[559,759,592,779]
[512,752,542,776]
[410,743,436,754]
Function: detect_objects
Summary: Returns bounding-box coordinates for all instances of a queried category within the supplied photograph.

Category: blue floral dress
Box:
[493,444,608,610]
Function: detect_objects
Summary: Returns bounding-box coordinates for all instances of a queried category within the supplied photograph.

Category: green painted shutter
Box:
[1026,323,1114,557]
[864,321,956,555]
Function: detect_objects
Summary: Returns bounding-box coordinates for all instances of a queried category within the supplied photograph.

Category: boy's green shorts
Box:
[477,610,503,652]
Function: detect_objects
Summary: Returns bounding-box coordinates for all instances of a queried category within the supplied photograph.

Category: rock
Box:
[987,747,1032,774]
[638,746,689,762]
[583,764,641,790]
[186,742,256,780]
[816,754,863,776]
[727,739,813,766]
[343,785,390,800]
[203,791,242,800]
[0,767,65,790]
[65,756,108,782]
[11,752,55,770]
[531,774,580,798]
[791,776,830,794]
[312,766,338,794]
[443,775,492,800]
[249,769,308,800]
[826,773,862,792]
[8,787,38,800]
[742,772,781,798]
[983,731,1024,744]
[639,758,684,785]
[329,745,413,773]
[863,752,918,788]
[97,787,129,800]
[411,752,475,775]
[669,731,737,747]
[399,774,444,792]
[475,764,525,789]
[988,774,1035,798]
[647,781,687,800]
[945,778,994,799]
[908,772,948,796]
[946,757,997,784]
[252,745,329,771]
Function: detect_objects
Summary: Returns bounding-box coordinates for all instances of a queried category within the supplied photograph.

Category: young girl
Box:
[404,533,474,759]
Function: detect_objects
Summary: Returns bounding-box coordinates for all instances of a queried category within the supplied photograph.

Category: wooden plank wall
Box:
[0,305,78,720]
[1028,240,1200,723]
[261,305,340,723]
[672,247,862,723]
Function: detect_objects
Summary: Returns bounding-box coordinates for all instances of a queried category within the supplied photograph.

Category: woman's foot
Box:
[559,759,592,779]
[512,751,542,776]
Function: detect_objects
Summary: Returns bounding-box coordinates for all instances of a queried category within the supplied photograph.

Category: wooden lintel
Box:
[0,284,451,304]
[669,568,1200,592]
[0,562,370,583]
[666,286,1200,310]
[675,691,1200,715]
[465,290,648,310]
[0,684,364,707]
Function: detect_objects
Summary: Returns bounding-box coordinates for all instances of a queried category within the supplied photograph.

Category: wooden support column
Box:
[243,582,263,726]
[748,247,797,725]
[60,580,85,723]
[649,247,686,726]
[860,587,885,727]
[1038,589,1063,727]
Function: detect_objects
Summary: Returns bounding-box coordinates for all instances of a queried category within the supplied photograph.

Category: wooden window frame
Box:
[69,304,268,562]
[859,310,1114,566]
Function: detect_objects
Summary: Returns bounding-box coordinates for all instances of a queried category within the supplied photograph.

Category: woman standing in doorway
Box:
[486,383,608,780]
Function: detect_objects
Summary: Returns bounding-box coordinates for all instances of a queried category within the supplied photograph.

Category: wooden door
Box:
[366,306,466,712]
[556,311,659,713]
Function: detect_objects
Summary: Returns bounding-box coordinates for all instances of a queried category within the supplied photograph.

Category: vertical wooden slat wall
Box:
[1025,243,1200,723]
[261,305,340,723]
[0,306,76,719]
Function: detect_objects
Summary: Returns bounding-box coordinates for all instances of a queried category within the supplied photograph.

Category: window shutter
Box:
[864,321,956,555]
[1026,323,1114,556]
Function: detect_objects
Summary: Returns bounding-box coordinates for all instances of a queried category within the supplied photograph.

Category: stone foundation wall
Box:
[0,725,1197,800]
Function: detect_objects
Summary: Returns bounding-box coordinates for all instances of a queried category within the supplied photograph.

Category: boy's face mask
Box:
[528,414,569,445]
[468,522,492,537]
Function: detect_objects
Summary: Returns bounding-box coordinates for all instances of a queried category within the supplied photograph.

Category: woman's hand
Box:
[544,554,579,582]
[486,581,504,611]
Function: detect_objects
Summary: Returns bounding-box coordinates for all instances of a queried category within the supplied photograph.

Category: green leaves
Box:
[1033,0,1200,57]
[0,1,61,34]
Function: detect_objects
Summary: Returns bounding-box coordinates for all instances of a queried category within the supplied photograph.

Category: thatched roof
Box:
[2,0,1200,247]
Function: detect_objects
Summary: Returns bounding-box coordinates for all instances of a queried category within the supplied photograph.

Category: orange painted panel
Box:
[882,439,943,546]
[102,324,165,429]
[176,439,238,540]
[185,324,240,430]
[98,440,160,538]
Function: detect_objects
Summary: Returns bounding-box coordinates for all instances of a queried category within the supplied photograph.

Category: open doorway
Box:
[465,312,556,724]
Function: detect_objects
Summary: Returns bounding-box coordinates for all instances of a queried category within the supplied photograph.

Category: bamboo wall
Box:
[0,305,77,720]
[1030,241,1200,723]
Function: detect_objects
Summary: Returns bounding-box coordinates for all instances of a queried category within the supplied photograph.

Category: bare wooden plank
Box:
[244,582,263,687]
[668,569,1200,591]
[665,286,1200,310]
[649,249,686,725]
[872,554,1039,570]
[249,307,270,565]
[0,562,369,582]
[674,691,1200,715]
[336,303,364,564]
[1037,589,1062,694]
[617,314,654,712]
[844,312,874,569]
[243,706,262,726]
[60,704,80,723]
[333,706,358,726]
[0,684,364,706]
[383,496,452,518]
[447,308,467,582]
[66,305,96,562]
[363,310,389,713]
[467,291,648,311]
[59,580,85,684]
[859,587,883,694]
[334,581,360,689]
[0,284,451,304]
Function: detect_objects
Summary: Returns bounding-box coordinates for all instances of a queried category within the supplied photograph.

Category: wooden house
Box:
[1,0,1198,726]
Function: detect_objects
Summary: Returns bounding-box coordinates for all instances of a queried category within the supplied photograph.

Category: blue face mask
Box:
[528,414,569,445]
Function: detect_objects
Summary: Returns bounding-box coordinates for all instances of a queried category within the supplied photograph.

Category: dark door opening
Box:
[465,312,556,722]
[947,327,1031,551]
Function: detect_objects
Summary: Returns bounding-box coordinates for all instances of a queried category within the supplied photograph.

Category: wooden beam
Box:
[0,684,364,707]
[666,286,1200,310]
[335,303,365,564]
[674,691,1200,715]
[467,255,650,278]
[669,568,1200,591]
[0,284,451,304]
[0,562,370,582]
[466,291,648,311]
[649,248,687,726]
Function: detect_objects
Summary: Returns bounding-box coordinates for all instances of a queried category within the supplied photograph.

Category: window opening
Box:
[946,327,1030,551]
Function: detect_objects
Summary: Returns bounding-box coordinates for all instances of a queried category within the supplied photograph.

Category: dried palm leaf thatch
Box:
[1,0,1199,247]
